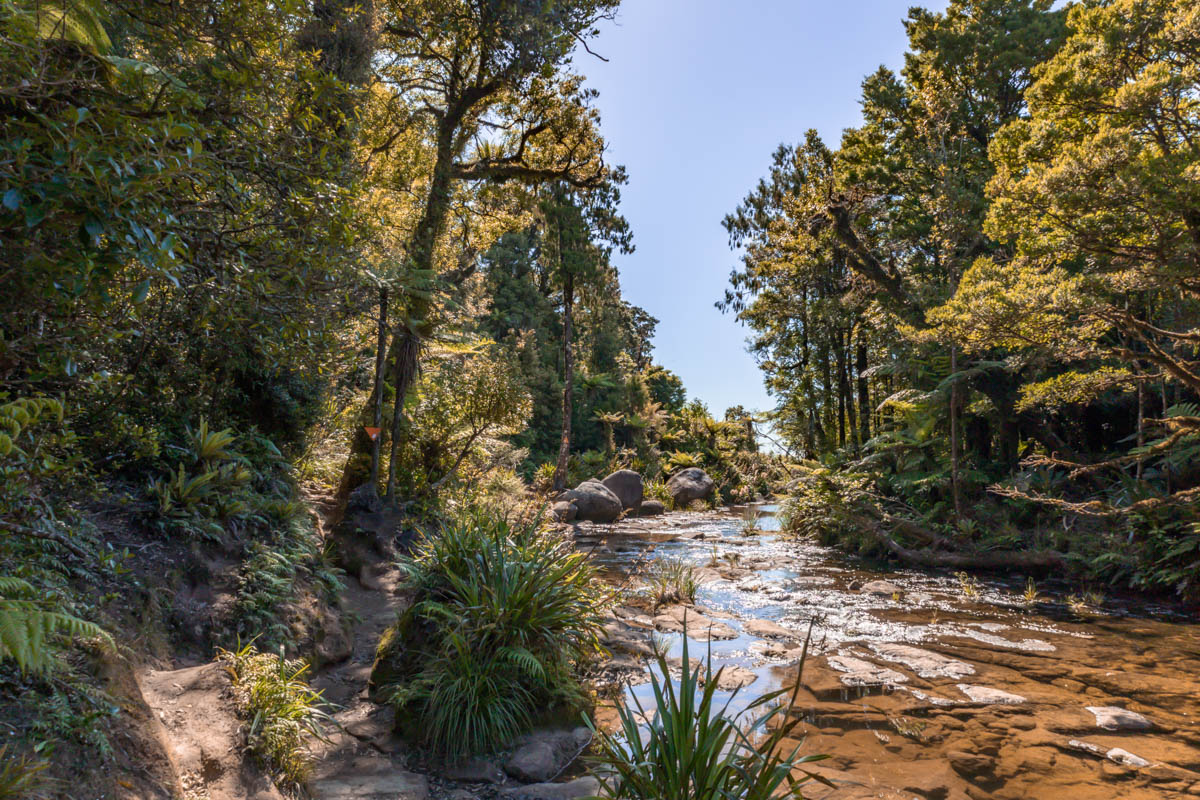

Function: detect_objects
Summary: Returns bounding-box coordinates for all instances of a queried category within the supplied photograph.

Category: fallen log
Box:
[856,513,1066,573]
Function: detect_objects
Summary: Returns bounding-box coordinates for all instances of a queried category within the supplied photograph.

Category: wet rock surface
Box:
[583,504,1200,800]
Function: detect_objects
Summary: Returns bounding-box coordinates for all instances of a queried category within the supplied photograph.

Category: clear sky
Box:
[573,0,948,416]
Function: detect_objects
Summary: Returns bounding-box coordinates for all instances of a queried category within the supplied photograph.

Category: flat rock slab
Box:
[870,643,974,679]
[653,606,737,640]
[743,619,798,641]
[504,728,592,783]
[956,684,1026,704]
[309,758,428,800]
[827,654,908,687]
[499,777,601,800]
[860,580,904,597]
[702,665,758,691]
[1087,705,1153,731]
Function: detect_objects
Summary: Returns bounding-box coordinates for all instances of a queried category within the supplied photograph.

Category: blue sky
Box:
[574,0,948,416]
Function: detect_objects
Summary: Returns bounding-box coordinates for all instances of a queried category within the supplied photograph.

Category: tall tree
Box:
[337,0,621,501]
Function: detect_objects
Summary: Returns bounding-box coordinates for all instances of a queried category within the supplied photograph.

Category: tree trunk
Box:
[552,270,575,493]
[385,330,422,500]
[949,343,964,520]
[856,329,870,445]
[368,286,389,491]
[336,111,462,502]
[841,326,857,453]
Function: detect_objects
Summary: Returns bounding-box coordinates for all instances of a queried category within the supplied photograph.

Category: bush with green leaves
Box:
[219,643,331,786]
[589,628,828,800]
[373,509,605,758]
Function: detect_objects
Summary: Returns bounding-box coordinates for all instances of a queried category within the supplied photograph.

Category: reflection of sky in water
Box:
[597,503,1092,730]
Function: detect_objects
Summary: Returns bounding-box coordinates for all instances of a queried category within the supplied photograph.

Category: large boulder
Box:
[503,728,592,783]
[549,501,577,523]
[557,480,622,523]
[666,468,715,508]
[597,465,638,510]
[601,469,643,510]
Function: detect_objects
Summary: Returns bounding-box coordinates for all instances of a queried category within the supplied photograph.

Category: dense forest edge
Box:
[0,0,1197,797]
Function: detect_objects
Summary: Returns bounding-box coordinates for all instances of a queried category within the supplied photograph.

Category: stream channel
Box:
[577,504,1200,800]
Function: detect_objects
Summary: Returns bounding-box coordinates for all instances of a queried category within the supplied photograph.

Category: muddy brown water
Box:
[580,505,1200,800]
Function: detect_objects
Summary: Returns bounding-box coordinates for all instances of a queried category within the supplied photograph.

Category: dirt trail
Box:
[138,560,430,800]
[136,483,432,800]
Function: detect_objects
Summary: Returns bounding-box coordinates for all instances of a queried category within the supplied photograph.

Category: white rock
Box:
[860,580,904,597]
[956,684,1026,704]
[870,643,974,679]
[827,654,908,687]
[1106,747,1151,768]
[1086,706,1152,731]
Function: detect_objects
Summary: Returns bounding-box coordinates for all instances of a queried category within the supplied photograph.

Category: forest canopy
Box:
[723,0,1200,599]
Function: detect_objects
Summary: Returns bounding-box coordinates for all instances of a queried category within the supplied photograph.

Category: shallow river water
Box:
[576,505,1200,800]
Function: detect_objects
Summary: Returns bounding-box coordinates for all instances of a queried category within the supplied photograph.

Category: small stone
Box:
[444,758,506,784]
[702,665,757,691]
[870,643,974,679]
[860,580,903,597]
[742,619,797,641]
[1086,706,1152,731]
[446,792,477,800]
[1106,747,1151,768]
[827,654,908,687]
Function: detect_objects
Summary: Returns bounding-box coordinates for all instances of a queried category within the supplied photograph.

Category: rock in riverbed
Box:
[743,618,798,641]
[557,480,621,523]
[666,467,714,507]
[638,499,665,516]
[602,469,643,510]
[1087,705,1153,731]
[504,728,592,783]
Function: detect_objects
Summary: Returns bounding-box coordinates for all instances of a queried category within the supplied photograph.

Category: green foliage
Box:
[378,510,604,757]
[227,515,344,651]
[588,629,828,800]
[0,744,48,800]
[641,558,698,609]
[0,577,110,674]
[725,0,1200,596]
[219,643,331,786]
[388,342,533,498]
[780,466,874,546]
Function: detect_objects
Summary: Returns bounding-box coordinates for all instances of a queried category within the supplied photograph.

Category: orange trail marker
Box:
[364,426,382,441]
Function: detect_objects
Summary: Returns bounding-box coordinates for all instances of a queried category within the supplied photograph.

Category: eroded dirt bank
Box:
[583,506,1200,800]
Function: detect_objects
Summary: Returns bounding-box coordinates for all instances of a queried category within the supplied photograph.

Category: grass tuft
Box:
[589,620,829,799]
[218,643,331,785]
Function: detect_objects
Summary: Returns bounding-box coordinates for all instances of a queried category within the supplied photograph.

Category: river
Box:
[578,504,1200,800]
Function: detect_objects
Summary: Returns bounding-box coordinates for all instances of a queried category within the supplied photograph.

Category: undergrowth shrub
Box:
[225,514,344,650]
[219,643,331,785]
[780,465,875,546]
[589,626,828,799]
[374,509,605,758]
